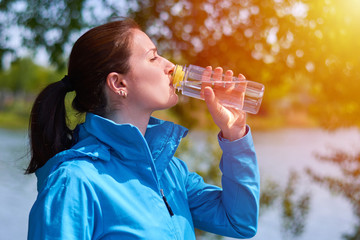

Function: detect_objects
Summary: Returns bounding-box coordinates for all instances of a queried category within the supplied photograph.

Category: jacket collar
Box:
[36,113,188,192]
[79,113,188,163]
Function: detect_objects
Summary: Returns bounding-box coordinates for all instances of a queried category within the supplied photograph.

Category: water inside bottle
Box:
[179,80,263,113]
[172,64,265,114]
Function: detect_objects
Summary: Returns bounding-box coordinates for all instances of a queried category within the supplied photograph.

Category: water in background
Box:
[1,127,359,240]
[251,128,359,240]
[0,129,37,240]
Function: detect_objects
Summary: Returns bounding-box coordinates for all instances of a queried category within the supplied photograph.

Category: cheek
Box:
[147,69,162,83]
[137,68,159,85]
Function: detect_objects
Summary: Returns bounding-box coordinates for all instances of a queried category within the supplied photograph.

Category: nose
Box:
[163,57,175,75]
[168,64,175,76]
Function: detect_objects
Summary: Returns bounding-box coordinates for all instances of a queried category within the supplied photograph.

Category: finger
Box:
[238,73,246,80]
[201,66,212,98]
[224,70,233,82]
[237,73,247,94]
[223,70,234,89]
[201,66,212,82]
[213,67,223,82]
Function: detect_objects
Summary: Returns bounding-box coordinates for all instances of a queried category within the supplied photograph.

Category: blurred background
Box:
[0,0,359,239]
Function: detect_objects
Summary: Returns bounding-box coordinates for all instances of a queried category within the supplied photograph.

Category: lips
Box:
[168,74,173,85]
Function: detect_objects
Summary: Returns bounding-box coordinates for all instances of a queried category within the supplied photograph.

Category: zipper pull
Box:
[160,189,174,217]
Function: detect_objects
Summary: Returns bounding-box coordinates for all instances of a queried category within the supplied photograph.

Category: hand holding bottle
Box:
[203,66,247,140]
[171,64,265,140]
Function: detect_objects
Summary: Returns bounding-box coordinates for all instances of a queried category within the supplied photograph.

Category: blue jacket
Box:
[28,113,260,239]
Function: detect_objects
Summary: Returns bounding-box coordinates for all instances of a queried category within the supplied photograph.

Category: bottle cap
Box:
[172,65,184,88]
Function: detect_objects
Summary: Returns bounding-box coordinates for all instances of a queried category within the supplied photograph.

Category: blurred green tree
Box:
[1,0,359,128]
[0,57,62,92]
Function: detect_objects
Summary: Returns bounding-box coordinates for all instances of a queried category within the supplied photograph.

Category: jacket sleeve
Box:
[185,125,260,238]
[28,165,98,240]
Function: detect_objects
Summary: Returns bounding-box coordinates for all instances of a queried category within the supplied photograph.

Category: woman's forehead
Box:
[131,29,156,53]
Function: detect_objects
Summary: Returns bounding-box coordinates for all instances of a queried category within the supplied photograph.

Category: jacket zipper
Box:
[160,189,174,217]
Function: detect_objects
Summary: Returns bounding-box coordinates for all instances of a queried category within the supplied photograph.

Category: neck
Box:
[104,109,151,136]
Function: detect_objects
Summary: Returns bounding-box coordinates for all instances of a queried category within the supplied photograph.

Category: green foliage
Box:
[259,179,281,214]
[0,58,64,128]
[0,57,63,92]
[0,0,88,70]
[1,0,359,129]
[0,100,31,129]
[281,171,310,239]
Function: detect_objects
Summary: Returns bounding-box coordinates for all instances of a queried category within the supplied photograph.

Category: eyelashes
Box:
[150,56,158,61]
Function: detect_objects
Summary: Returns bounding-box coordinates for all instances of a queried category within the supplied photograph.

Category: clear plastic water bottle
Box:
[171,64,265,114]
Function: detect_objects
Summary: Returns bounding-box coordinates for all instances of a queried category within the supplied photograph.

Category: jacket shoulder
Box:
[39,156,98,193]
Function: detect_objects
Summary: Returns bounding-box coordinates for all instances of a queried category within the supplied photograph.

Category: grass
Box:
[0,98,32,130]
[0,111,30,129]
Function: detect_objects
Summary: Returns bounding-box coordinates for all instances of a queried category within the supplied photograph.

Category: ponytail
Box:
[25,77,73,174]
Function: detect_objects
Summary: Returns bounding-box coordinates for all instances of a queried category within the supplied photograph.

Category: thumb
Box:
[204,86,215,104]
[204,86,219,115]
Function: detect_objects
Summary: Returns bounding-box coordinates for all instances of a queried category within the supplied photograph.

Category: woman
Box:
[26,19,260,239]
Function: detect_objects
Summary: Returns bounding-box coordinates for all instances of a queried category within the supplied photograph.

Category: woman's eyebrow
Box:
[146,48,157,55]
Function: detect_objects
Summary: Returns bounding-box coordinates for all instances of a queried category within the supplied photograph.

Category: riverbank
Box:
[0,92,320,131]
[0,109,31,130]
[0,106,320,131]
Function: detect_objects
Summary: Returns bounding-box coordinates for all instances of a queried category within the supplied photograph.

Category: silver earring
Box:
[119,90,127,98]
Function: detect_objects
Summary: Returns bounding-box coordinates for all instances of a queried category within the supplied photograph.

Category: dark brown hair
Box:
[26,19,140,174]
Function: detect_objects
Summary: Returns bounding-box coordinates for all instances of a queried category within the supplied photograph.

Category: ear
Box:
[106,72,127,95]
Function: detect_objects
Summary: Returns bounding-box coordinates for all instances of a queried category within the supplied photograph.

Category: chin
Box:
[169,94,179,106]
[157,95,179,111]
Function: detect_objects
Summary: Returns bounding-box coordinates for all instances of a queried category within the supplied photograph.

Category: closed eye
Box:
[150,56,158,61]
